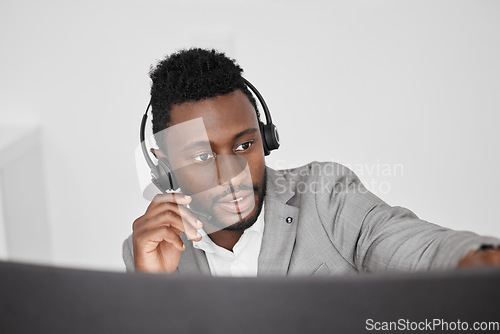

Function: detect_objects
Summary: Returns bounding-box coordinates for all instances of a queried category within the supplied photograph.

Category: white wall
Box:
[0,0,499,271]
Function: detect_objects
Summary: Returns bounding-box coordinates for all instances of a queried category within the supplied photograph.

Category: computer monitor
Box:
[1,261,499,333]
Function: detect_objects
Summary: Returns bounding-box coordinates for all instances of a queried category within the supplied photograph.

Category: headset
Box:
[140,78,280,193]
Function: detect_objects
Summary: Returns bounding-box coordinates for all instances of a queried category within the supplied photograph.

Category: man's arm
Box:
[354,202,500,272]
[313,162,500,272]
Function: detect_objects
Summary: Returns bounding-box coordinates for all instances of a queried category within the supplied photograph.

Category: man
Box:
[123,48,500,276]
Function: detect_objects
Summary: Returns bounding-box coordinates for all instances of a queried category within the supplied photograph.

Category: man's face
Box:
[164,90,266,233]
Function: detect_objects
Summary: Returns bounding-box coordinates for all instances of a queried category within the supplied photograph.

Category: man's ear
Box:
[150,148,167,159]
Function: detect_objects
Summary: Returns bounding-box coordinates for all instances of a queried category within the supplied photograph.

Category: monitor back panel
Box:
[1,261,499,334]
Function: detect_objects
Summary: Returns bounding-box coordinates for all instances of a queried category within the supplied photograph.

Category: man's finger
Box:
[142,210,201,241]
[135,226,185,252]
[146,202,203,229]
[147,193,192,210]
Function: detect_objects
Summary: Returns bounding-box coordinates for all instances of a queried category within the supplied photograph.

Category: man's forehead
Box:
[164,117,209,149]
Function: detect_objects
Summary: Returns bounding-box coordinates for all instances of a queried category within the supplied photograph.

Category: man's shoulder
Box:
[264,161,365,206]
[267,161,359,184]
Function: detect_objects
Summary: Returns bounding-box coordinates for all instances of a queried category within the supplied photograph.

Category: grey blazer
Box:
[123,161,499,276]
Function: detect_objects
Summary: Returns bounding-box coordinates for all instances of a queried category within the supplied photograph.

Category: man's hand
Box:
[458,247,500,268]
[132,193,203,273]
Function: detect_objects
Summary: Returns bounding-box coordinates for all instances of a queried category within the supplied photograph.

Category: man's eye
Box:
[235,141,253,152]
[193,152,214,163]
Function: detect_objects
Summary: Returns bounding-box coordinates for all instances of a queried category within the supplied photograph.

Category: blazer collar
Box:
[264,166,296,203]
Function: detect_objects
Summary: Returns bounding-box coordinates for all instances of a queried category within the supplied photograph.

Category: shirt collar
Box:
[192,203,265,254]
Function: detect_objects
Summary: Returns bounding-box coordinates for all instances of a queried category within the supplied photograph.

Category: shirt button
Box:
[286,217,293,224]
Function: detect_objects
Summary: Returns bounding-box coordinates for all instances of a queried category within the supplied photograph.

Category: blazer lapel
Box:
[258,167,300,276]
[177,233,211,275]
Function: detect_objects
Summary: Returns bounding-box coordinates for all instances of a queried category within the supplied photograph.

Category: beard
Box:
[222,171,267,231]
[199,168,267,232]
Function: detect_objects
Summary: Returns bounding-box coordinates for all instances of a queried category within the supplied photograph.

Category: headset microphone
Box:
[140,78,279,193]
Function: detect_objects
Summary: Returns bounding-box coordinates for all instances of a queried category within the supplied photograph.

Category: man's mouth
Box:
[216,190,254,214]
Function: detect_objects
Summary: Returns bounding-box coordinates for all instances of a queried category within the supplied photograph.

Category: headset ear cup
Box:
[156,158,178,191]
[259,121,270,156]
[264,123,280,152]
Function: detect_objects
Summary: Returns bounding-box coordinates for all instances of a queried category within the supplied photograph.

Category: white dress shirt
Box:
[192,205,265,277]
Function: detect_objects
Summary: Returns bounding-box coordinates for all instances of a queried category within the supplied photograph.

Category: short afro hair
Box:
[149,48,259,152]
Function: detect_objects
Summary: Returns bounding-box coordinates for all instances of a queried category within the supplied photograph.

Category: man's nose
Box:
[215,155,249,187]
